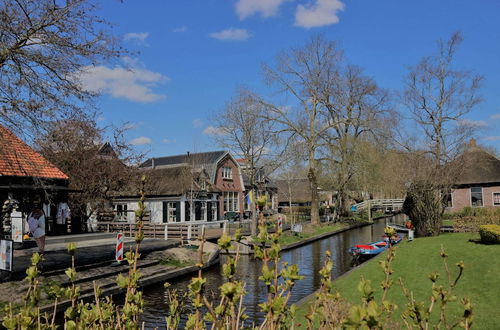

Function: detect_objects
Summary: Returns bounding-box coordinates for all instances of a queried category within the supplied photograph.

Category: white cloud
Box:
[209,28,251,41]
[484,136,500,141]
[490,113,500,120]
[295,0,345,28]
[192,119,203,128]
[130,136,152,146]
[235,0,288,20]
[162,138,171,144]
[203,126,225,136]
[78,60,168,103]
[123,122,137,130]
[123,32,149,44]
[458,119,488,128]
[172,26,187,33]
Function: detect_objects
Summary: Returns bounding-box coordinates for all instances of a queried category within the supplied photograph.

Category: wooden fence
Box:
[96,220,239,241]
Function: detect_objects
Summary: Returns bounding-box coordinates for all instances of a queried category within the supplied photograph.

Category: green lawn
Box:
[279,223,348,245]
[296,233,500,329]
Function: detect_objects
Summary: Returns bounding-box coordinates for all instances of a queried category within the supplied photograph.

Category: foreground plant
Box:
[399,245,472,330]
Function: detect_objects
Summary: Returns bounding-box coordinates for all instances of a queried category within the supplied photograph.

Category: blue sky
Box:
[88,0,500,157]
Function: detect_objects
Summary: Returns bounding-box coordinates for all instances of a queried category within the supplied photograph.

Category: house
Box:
[111,165,219,223]
[446,140,500,212]
[112,151,245,223]
[236,159,278,213]
[0,125,70,234]
[275,178,330,209]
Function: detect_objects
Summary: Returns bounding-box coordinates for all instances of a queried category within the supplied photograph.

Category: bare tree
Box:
[211,88,276,234]
[402,31,483,165]
[35,118,142,223]
[401,32,483,236]
[320,64,393,217]
[0,0,121,133]
[261,36,343,225]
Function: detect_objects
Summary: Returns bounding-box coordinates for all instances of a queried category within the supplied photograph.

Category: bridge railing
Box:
[352,199,405,212]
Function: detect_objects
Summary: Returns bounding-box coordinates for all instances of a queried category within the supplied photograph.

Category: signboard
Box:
[11,213,24,243]
[116,233,124,262]
[291,224,303,233]
[0,239,13,272]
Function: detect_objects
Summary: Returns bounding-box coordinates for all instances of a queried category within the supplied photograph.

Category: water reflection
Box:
[140,215,406,328]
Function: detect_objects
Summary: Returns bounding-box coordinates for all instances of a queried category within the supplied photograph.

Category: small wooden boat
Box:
[349,240,388,257]
[349,234,402,258]
[387,223,411,233]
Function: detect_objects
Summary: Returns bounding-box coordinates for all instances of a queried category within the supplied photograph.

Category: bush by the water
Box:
[479,224,500,244]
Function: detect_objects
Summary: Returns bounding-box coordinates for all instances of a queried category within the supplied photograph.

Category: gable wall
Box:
[214,156,244,216]
[447,184,500,213]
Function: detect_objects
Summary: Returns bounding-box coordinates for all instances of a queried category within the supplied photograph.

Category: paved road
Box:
[1,237,179,282]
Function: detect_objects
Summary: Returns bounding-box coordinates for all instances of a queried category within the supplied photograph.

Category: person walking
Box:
[27,207,46,255]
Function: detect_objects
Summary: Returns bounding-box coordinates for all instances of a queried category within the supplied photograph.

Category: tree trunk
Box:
[250,189,258,236]
[308,167,320,225]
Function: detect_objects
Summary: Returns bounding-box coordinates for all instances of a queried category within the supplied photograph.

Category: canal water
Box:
[140,214,406,328]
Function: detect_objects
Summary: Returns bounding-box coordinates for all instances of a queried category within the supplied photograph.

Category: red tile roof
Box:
[0,126,68,180]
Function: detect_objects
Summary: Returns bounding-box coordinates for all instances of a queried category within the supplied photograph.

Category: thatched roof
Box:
[276,179,311,203]
[115,165,218,197]
[139,151,228,183]
[455,147,500,185]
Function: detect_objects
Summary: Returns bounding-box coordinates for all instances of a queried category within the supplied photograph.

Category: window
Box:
[221,167,232,179]
[493,193,500,206]
[115,204,128,221]
[443,192,453,208]
[471,187,483,207]
[200,202,206,221]
[211,202,217,221]
[167,202,177,222]
[223,192,239,212]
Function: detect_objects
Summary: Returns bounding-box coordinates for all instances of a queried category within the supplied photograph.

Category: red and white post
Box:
[116,232,124,262]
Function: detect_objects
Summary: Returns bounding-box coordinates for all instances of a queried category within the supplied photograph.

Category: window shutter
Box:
[162,202,168,223]
[176,202,181,222]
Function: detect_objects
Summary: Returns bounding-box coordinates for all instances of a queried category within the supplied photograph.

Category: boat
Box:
[387,223,411,233]
[349,234,403,259]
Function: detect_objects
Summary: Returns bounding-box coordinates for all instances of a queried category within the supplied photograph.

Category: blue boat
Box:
[349,234,402,258]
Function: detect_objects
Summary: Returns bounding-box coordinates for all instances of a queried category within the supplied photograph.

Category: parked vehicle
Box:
[223,211,241,222]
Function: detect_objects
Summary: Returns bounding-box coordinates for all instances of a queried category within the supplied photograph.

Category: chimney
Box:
[469,138,477,147]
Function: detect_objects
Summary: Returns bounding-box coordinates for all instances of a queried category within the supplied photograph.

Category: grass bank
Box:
[296,233,500,329]
[279,223,348,245]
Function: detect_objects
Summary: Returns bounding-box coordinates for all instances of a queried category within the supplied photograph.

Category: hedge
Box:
[479,224,500,244]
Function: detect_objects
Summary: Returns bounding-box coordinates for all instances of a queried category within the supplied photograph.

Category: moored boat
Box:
[349,234,402,259]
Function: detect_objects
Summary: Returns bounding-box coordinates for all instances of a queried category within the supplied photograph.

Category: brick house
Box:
[113,151,245,223]
[446,143,500,212]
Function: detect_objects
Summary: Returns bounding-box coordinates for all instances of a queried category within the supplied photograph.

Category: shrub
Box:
[479,224,500,244]
[452,208,500,232]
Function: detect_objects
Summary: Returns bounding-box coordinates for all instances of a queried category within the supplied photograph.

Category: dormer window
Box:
[222,167,232,179]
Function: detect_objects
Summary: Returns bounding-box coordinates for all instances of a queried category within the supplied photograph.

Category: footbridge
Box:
[351,198,405,213]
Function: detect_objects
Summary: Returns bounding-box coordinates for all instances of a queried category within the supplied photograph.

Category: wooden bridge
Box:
[351,198,405,213]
